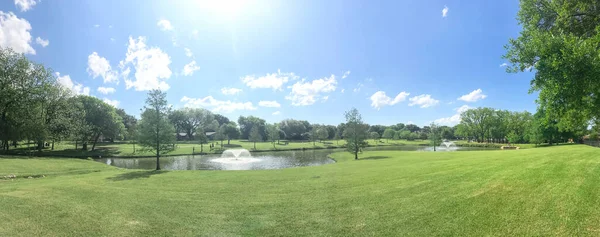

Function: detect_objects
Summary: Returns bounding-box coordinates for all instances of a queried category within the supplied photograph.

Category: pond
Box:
[95,145,495,171]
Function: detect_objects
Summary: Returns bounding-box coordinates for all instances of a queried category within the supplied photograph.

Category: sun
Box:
[196,0,247,19]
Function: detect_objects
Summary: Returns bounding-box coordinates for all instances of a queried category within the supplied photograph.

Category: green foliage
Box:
[137,90,175,170]
[221,122,240,144]
[169,108,214,140]
[429,123,442,147]
[504,0,600,131]
[266,123,280,148]
[343,108,368,160]
[238,116,266,140]
[249,126,262,149]
[382,128,395,142]
[316,127,329,141]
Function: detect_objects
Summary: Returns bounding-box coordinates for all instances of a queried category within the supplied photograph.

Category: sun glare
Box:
[196,0,247,19]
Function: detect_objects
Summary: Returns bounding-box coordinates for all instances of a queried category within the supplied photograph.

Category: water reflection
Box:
[96,145,494,171]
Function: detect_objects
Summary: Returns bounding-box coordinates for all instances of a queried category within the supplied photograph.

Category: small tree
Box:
[128,123,138,153]
[343,108,368,160]
[506,131,520,145]
[221,122,240,145]
[249,126,262,150]
[333,132,341,145]
[317,127,329,142]
[214,125,227,148]
[429,122,441,151]
[382,128,395,142]
[392,130,400,140]
[309,127,319,146]
[370,131,380,145]
[267,123,279,149]
[196,128,208,153]
[137,90,175,170]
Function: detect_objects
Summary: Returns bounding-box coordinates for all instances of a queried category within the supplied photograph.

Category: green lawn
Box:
[2,145,599,236]
[4,139,431,158]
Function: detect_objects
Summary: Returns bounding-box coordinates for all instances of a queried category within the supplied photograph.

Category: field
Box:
[1,144,599,236]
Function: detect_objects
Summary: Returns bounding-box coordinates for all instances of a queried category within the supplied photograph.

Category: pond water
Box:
[95,145,495,171]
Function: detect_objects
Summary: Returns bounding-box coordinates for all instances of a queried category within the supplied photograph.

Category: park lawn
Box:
[2,145,600,236]
[6,139,430,158]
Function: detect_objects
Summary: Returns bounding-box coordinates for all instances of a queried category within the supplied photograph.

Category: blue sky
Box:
[1,0,536,126]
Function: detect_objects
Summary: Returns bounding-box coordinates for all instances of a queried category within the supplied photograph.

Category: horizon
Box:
[0,0,538,126]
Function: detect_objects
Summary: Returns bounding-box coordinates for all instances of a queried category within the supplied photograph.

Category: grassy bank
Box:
[2,145,600,235]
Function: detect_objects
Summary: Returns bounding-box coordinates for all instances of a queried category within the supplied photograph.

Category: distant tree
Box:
[333,132,341,145]
[392,130,400,140]
[137,90,175,170]
[238,116,266,140]
[408,132,418,141]
[429,123,441,151]
[317,127,329,142]
[368,125,387,137]
[278,119,310,140]
[343,108,368,160]
[399,130,411,140]
[195,128,208,153]
[308,126,319,146]
[370,131,380,145]
[382,128,395,142]
[221,122,240,144]
[75,96,124,150]
[506,131,520,145]
[214,125,227,148]
[169,108,214,140]
[266,123,280,149]
[405,124,420,133]
[213,113,231,126]
[248,126,262,150]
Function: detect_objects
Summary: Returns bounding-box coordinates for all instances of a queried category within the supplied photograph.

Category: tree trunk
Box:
[75,140,78,150]
[253,142,256,150]
[37,140,43,151]
[82,143,88,150]
[51,141,54,150]
[91,133,101,151]
[228,139,231,145]
[133,143,136,154]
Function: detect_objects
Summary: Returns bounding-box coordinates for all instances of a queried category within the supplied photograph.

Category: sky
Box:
[0,0,537,127]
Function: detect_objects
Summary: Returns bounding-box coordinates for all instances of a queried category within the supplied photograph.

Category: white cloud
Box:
[272,111,281,115]
[0,11,35,54]
[157,19,173,31]
[286,74,337,106]
[35,37,48,47]
[184,48,193,57]
[408,94,439,108]
[109,25,113,28]
[353,83,363,93]
[342,70,350,79]
[442,6,449,17]
[14,0,36,12]
[370,91,410,109]
[458,89,487,102]
[434,105,472,126]
[97,87,116,95]
[341,89,345,93]
[87,52,118,84]
[500,63,508,67]
[241,70,298,91]
[94,24,100,28]
[110,38,115,42]
[191,29,199,39]
[121,36,172,91]
[259,100,281,108]
[55,72,90,96]
[182,60,200,76]
[221,87,242,95]
[181,96,257,113]
[103,98,120,107]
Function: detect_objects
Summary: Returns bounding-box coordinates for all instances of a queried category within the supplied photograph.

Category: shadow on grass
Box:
[106,170,168,181]
[361,156,392,160]
[223,144,243,148]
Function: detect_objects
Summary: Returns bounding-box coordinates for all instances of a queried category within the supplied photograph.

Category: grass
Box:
[1,144,600,235]
[3,139,431,158]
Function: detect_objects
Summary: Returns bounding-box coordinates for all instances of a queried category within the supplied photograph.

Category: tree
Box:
[399,130,411,140]
[137,90,175,170]
[370,131,380,145]
[317,127,329,142]
[308,126,319,146]
[74,96,124,151]
[405,124,420,133]
[195,128,208,153]
[266,123,280,149]
[221,122,240,144]
[333,132,341,145]
[343,108,368,160]
[213,113,231,126]
[169,108,214,140]
[429,123,441,151]
[238,116,266,140]
[214,125,226,148]
[248,126,262,150]
[504,0,600,131]
[279,119,310,140]
[382,128,395,142]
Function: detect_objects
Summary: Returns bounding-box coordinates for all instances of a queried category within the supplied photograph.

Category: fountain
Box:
[424,141,459,151]
[210,149,261,164]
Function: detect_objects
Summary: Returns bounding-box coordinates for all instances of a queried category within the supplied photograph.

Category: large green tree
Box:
[504,0,600,131]
[343,108,368,160]
[169,108,214,140]
[138,90,175,170]
[74,96,124,151]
